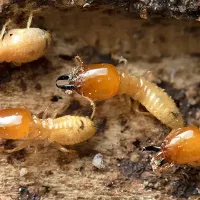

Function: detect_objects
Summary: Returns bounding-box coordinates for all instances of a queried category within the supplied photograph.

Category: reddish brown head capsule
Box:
[0,108,31,139]
[57,63,120,101]
[143,126,200,171]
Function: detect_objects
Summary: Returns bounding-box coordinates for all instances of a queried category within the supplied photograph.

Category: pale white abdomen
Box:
[118,71,184,129]
[47,116,96,145]
[0,28,51,63]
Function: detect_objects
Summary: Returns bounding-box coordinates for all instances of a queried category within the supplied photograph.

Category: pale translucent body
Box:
[30,115,96,145]
[0,108,96,152]
[0,28,51,64]
[118,71,184,129]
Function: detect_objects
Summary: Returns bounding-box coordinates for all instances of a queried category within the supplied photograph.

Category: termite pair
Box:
[0,13,51,65]
[0,108,95,153]
[56,56,184,129]
[1,106,199,172]
[143,126,200,171]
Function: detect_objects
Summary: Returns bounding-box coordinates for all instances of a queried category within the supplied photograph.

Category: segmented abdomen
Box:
[47,116,96,145]
[118,71,184,129]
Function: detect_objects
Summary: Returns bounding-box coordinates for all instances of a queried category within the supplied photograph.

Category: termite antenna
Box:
[74,55,83,67]
[0,19,11,40]
[142,146,161,152]
[81,95,96,119]
[27,12,33,29]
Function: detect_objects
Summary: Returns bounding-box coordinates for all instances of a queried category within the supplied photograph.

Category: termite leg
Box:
[112,54,128,72]
[34,144,38,153]
[33,140,42,153]
[12,62,22,66]
[42,106,50,119]
[118,56,128,68]
[0,19,11,40]
[123,95,132,111]
[74,55,84,67]
[50,108,60,119]
[169,68,178,84]
[152,162,174,173]
[43,106,60,119]
[3,140,31,153]
[141,71,155,82]
[27,12,33,29]
[51,107,65,119]
[51,101,71,119]
[82,94,96,119]
[53,143,76,153]
[132,100,152,116]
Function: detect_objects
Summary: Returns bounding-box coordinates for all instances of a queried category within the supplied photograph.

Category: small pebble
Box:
[130,152,140,163]
[19,168,28,177]
[92,153,105,169]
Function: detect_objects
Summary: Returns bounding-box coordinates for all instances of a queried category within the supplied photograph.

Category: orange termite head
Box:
[56,63,120,101]
[143,126,200,170]
[0,28,51,63]
[0,108,32,139]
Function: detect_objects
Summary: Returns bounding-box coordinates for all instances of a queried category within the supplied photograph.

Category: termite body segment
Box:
[56,63,184,129]
[0,108,96,153]
[143,126,200,171]
[0,14,51,64]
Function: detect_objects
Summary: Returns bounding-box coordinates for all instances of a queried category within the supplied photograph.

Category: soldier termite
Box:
[56,56,184,129]
[143,126,200,171]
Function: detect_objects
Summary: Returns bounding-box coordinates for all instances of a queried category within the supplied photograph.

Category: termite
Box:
[0,13,51,65]
[56,56,184,129]
[0,108,95,153]
[143,126,200,171]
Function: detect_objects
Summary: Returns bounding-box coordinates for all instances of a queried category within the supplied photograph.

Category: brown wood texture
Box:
[0,3,199,200]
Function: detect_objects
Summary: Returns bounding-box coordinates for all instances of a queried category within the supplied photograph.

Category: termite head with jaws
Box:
[0,13,51,65]
[56,56,120,101]
[143,126,200,172]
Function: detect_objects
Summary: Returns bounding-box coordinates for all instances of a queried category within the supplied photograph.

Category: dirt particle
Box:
[35,83,42,91]
[95,117,107,134]
[80,120,85,130]
[104,180,115,188]
[7,150,27,164]
[130,152,140,163]
[92,153,105,169]
[19,186,41,200]
[45,170,54,176]
[56,151,78,167]
[19,168,28,177]
[120,159,147,178]
[59,54,74,61]
[0,64,11,84]
[19,78,27,92]
[132,139,141,149]
[50,95,62,102]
